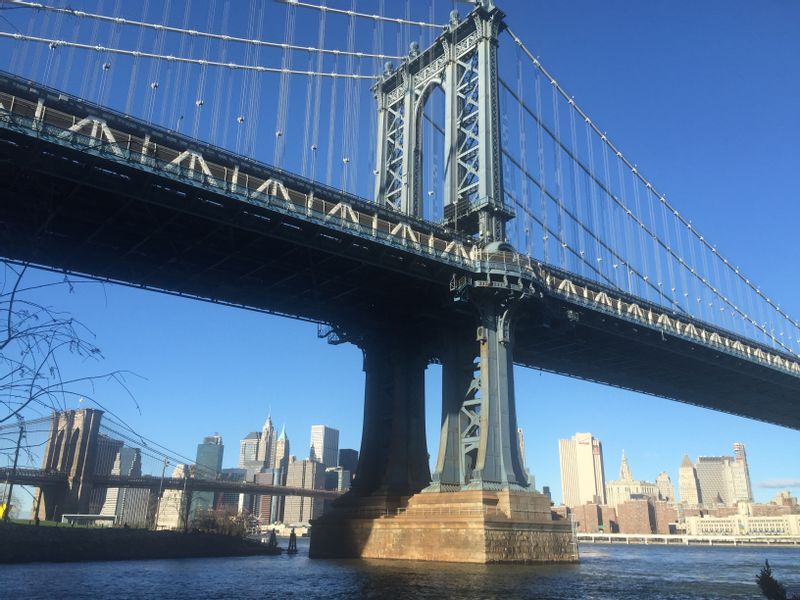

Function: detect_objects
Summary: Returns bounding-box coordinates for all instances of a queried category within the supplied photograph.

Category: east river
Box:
[1,538,798,599]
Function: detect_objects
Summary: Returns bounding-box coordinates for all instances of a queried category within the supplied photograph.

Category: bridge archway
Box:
[414,79,446,224]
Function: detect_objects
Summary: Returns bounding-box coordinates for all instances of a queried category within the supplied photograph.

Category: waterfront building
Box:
[558,432,607,507]
[685,511,800,537]
[604,451,658,509]
[678,454,701,505]
[193,434,223,518]
[283,458,326,525]
[616,499,656,534]
[656,471,675,502]
[310,425,339,468]
[156,464,187,530]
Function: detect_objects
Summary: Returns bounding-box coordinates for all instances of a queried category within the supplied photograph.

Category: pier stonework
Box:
[311,1,576,564]
[310,490,576,563]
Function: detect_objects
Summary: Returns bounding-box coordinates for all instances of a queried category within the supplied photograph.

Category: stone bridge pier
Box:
[310,291,577,563]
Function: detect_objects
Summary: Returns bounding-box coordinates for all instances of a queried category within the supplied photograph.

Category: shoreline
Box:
[0,523,279,564]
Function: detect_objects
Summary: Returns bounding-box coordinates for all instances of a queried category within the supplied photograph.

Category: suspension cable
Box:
[274,0,444,29]
[499,76,796,355]
[0,31,377,79]
[7,0,402,60]
[505,25,800,334]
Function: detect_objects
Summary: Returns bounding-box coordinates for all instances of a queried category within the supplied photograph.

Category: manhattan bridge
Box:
[0,0,797,562]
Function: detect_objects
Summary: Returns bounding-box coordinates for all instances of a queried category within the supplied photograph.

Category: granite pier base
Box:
[310,489,578,564]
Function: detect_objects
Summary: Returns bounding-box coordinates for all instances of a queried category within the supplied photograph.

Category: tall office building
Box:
[100,447,149,527]
[310,425,339,468]
[656,471,676,502]
[283,458,326,525]
[678,454,701,505]
[731,442,753,503]
[194,434,224,517]
[88,433,124,513]
[239,432,261,470]
[559,432,606,507]
[256,415,276,468]
[271,425,290,523]
[694,444,753,506]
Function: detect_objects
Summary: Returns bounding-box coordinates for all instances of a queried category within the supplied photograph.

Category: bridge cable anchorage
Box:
[499,73,799,356]
[6,0,402,61]
[504,26,800,338]
[0,31,376,79]
[274,0,444,29]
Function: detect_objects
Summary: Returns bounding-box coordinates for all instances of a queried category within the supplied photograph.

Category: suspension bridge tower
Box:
[311,1,576,563]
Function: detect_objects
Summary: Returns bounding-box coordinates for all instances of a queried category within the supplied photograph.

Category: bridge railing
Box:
[0,77,484,272]
[473,250,800,378]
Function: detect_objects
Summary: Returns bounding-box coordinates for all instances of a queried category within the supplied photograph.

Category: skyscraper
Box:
[310,425,339,468]
[693,444,753,506]
[283,458,326,525]
[558,432,606,507]
[271,425,290,523]
[194,434,224,517]
[656,471,676,502]
[256,415,276,468]
[100,447,149,527]
[517,427,526,470]
[678,454,701,505]
[238,432,260,470]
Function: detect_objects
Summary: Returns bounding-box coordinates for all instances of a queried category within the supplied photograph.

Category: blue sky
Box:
[1,0,798,504]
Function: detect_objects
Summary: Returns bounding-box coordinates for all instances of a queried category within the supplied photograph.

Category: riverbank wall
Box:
[0,523,276,563]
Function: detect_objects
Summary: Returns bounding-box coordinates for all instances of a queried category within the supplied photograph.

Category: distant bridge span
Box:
[0,468,341,501]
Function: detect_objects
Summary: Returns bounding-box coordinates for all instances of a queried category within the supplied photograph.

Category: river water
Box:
[1,538,798,599]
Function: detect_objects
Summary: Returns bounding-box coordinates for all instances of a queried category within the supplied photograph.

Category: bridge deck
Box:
[1,71,797,429]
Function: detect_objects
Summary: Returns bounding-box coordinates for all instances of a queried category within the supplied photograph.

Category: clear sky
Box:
[1,0,798,505]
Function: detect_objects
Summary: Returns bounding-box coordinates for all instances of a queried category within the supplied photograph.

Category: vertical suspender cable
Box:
[325,55,339,186]
[534,69,548,264]
[274,0,296,166]
[567,102,583,276]
[125,0,151,116]
[209,0,231,147]
[550,85,567,269]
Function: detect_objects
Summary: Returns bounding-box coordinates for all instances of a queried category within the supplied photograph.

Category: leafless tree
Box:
[0,260,134,463]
